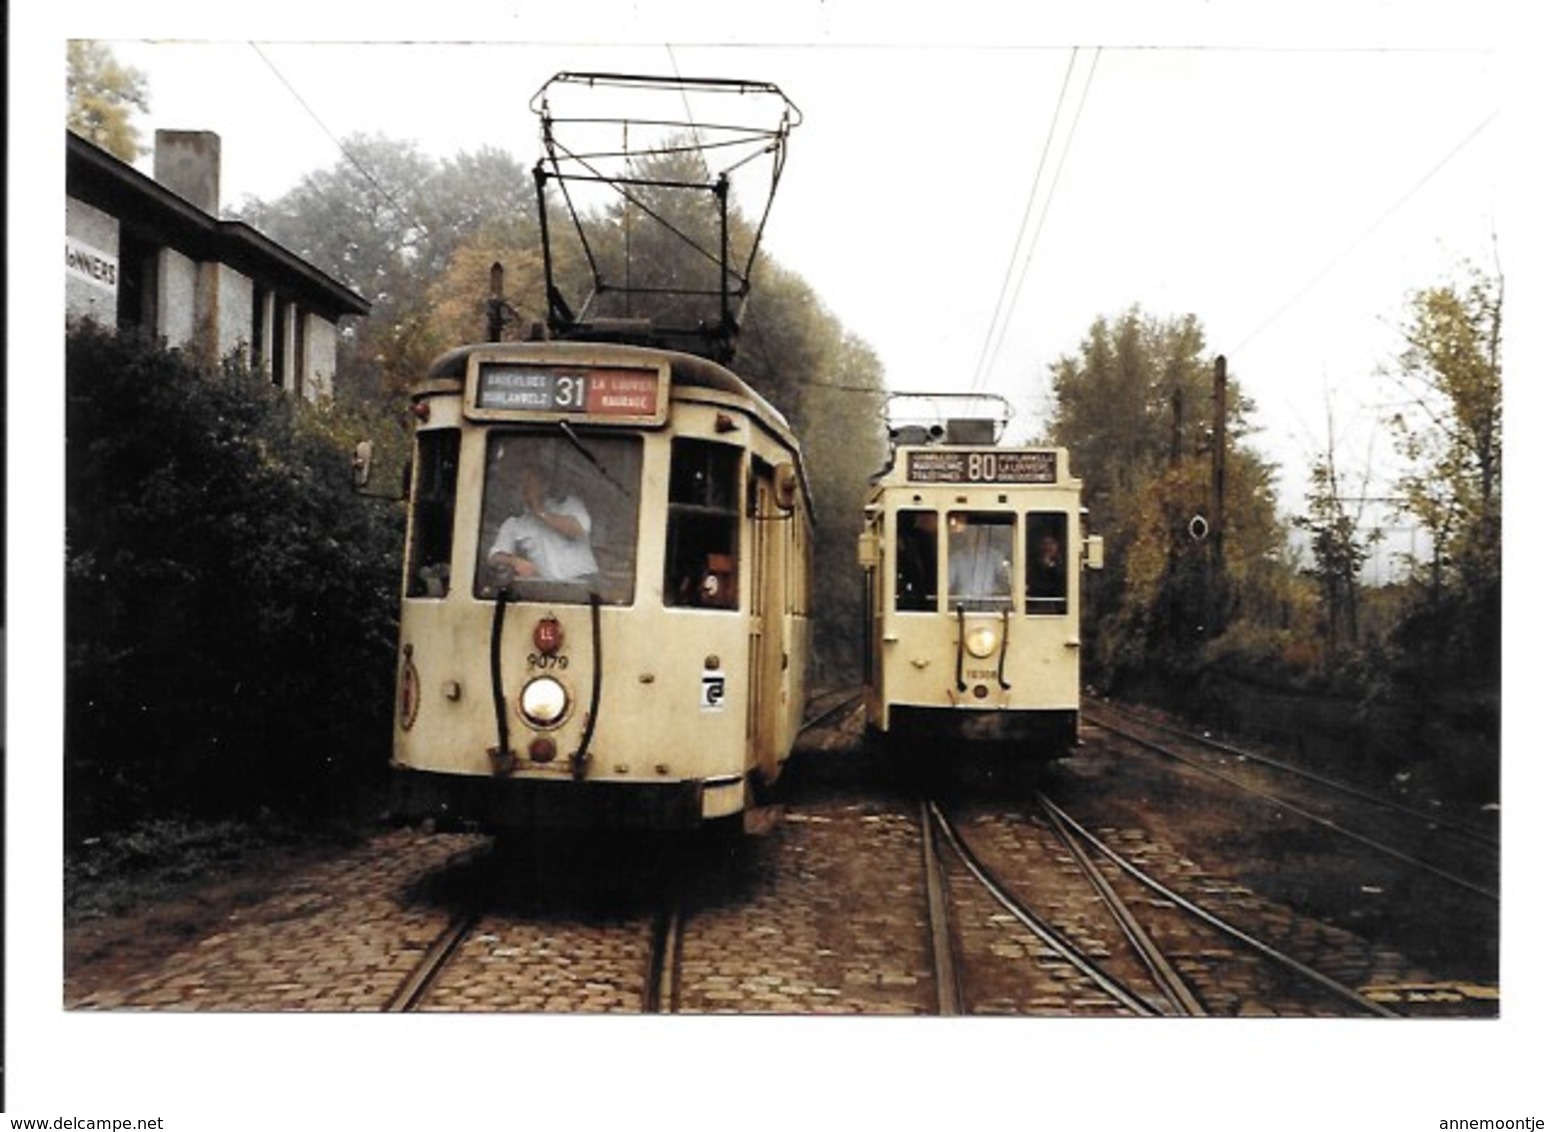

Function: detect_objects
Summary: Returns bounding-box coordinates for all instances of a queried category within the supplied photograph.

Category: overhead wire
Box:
[969,47,1080,394]
[248,42,433,244]
[1227,107,1499,358]
[981,45,1101,391]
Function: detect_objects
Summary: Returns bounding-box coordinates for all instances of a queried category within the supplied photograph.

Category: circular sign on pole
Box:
[1188,514,1210,542]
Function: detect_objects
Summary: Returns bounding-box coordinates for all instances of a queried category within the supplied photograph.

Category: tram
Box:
[857,395,1102,756]
[389,73,812,830]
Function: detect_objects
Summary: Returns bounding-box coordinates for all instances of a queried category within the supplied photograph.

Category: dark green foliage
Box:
[66,325,407,837]
[1044,308,1284,693]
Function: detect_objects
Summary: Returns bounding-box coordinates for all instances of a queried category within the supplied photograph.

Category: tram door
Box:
[748,463,787,784]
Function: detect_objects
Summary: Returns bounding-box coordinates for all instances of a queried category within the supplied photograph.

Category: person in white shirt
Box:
[487,462,598,583]
[948,520,1011,603]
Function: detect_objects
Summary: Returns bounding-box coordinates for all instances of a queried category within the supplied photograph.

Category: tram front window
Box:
[476,431,642,604]
[948,512,1014,611]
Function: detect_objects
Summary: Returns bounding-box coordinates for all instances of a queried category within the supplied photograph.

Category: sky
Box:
[12,1,1554,1126]
[63,5,1515,524]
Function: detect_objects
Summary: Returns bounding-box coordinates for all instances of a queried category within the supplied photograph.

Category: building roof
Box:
[66,131,370,320]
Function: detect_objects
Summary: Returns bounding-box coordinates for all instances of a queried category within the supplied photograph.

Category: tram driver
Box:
[488,461,599,584]
[948,514,1012,605]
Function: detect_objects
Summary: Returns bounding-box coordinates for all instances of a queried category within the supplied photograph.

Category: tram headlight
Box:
[964,622,1001,659]
[518,676,570,728]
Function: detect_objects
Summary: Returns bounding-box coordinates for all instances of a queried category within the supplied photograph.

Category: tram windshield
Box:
[947,512,1014,611]
[475,431,642,604]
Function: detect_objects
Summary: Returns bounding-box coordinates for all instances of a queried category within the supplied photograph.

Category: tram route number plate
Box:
[474,363,663,419]
[907,449,1057,484]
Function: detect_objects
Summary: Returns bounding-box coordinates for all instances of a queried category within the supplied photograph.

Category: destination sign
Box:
[907,449,1058,485]
[473,364,664,421]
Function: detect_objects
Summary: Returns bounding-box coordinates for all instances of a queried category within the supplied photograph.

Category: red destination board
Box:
[585,369,661,416]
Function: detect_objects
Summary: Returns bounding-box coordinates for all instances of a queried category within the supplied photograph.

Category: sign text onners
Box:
[906,449,1058,485]
[67,237,119,292]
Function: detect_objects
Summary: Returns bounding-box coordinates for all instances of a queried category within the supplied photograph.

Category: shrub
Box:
[65,324,407,837]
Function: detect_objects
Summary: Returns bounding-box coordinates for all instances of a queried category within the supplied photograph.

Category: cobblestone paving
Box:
[67,830,484,1011]
[674,802,935,1015]
[944,810,1139,1016]
[417,916,654,1012]
[64,708,1491,1018]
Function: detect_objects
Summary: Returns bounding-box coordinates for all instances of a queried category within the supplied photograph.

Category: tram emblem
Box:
[700,671,727,712]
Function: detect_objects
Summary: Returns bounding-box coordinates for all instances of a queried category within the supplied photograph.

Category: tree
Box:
[1043,308,1284,689]
[1293,410,1379,662]
[1387,261,1503,686]
[66,40,150,161]
[1389,262,1503,601]
[237,137,538,400]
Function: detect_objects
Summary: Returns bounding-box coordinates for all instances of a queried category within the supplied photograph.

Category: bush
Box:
[65,325,407,837]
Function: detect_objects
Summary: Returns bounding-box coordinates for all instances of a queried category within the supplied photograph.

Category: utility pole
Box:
[1170,386,1184,467]
[1208,354,1228,633]
[1210,354,1227,574]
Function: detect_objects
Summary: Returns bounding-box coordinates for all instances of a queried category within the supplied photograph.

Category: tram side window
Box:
[665,439,740,609]
[406,430,460,599]
[895,510,938,611]
[1026,512,1068,615]
[948,512,1015,611]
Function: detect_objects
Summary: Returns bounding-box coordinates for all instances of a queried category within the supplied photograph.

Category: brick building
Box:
[65,129,369,400]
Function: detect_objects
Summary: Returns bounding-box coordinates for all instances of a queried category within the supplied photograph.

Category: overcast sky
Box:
[14,1,1553,1125]
[68,6,1514,520]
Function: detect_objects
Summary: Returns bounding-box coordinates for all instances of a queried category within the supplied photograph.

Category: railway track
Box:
[1082,699,1499,903]
[923,795,1399,1017]
[923,799,1158,1016]
[68,691,1488,1017]
[382,835,692,1013]
[1034,791,1397,1017]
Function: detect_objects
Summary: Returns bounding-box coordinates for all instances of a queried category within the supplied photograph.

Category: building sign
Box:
[906,449,1058,484]
[67,237,118,292]
[472,363,665,423]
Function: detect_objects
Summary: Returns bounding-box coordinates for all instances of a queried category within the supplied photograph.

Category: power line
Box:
[1228,107,1498,357]
[248,42,432,243]
[983,45,1101,389]
[970,48,1081,393]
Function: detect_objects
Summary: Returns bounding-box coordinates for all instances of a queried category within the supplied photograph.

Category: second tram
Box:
[857,397,1102,756]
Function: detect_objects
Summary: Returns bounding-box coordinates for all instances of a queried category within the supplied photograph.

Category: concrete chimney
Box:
[154,130,222,214]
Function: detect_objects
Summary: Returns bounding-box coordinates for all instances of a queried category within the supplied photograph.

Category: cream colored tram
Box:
[858,423,1102,755]
[391,340,812,829]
